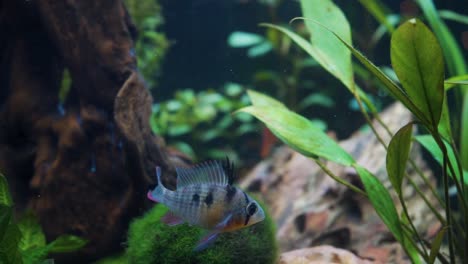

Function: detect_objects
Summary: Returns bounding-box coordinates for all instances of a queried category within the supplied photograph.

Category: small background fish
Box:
[147,158,265,251]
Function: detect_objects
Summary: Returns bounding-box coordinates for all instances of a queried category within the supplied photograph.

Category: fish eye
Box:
[246,202,257,216]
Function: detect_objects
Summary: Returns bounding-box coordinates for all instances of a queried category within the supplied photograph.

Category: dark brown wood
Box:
[0,0,178,262]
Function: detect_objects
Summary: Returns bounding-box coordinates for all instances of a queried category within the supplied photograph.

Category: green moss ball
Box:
[126,202,278,264]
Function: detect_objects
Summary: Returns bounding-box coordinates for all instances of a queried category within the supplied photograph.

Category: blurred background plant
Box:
[150,83,260,164]
[124,0,169,89]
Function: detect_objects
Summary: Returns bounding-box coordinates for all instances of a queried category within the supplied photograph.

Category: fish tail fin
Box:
[147,166,166,203]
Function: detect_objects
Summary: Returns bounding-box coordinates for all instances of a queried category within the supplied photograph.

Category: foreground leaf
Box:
[17,212,46,251]
[387,123,413,196]
[238,105,355,166]
[247,90,286,108]
[0,174,13,206]
[48,235,87,253]
[391,18,445,129]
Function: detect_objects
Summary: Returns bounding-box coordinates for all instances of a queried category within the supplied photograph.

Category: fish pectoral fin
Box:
[215,213,233,230]
[194,231,219,252]
[161,212,184,226]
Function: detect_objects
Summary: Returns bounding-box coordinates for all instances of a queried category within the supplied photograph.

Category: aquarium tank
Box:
[1,0,467,263]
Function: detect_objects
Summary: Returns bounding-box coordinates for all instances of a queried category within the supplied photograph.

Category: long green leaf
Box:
[353,165,420,263]
[391,18,445,129]
[299,0,353,89]
[387,123,413,196]
[0,174,13,206]
[462,93,468,170]
[439,10,468,25]
[237,105,355,166]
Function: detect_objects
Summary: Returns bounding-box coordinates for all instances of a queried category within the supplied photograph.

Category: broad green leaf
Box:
[295,18,427,123]
[299,0,354,89]
[358,0,394,33]
[17,212,46,251]
[386,123,413,196]
[428,227,447,264]
[391,19,445,129]
[247,90,286,108]
[227,31,265,48]
[237,105,355,166]
[0,219,22,264]
[48,235,87,253]
[415,135,464,184]
[0,174,13,206]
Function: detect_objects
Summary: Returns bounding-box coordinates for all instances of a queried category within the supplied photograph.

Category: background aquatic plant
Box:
[0,174,87,264]
[238,0,468,262]
[150,83,260,162]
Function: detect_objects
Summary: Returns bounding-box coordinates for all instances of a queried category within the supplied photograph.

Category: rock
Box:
[278,246,373,264]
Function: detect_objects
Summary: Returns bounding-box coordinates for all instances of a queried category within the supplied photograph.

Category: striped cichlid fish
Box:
[147,158,265,251]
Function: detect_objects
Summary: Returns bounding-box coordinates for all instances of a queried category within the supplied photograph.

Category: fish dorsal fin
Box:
[176,158,235,188]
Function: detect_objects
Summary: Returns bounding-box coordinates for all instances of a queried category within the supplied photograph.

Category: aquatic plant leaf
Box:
[227,31,265,48]
[353,165,419,263]
[415,135,465,184]
[237,105,355,166]
[428,227,447,264]
[299,0,353,89]
[247,90,286,109]
[17,212,46,251]
[247,42,273,58]
[295,18,428,124]
[0,205,12,242]
[0,217,22,264]
[439,10,468,25]
[386,123,413,196]
[353,165,401,237]
[438,98,452,141]
[0,174,13,206]
[47,235,87,253]
[391,18,445,129]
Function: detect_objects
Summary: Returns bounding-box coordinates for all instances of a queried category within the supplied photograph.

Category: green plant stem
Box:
[315,160,367,196]
[436,136,456,263]
[400,194,429,258]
